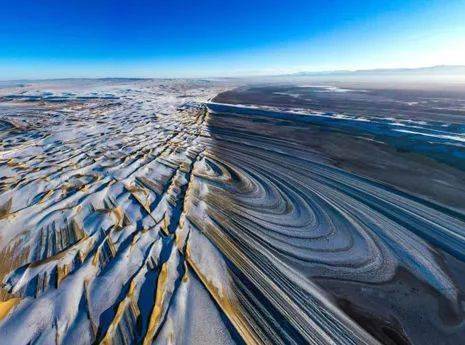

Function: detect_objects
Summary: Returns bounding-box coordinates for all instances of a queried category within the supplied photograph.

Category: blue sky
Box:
[0,0,464,79]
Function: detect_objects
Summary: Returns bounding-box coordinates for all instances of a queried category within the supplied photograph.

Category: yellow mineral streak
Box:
[71,219,85,240]
[0,198,12,220]
[57,264,70,287]
[92,237,116,267]
[101,278,140,345]
[0,298,21,321]
[0,246,29,302]
[38,190,54,204]
[162,214,169,235]
[92,250,100,267]
[112,206,124,228]
[142,263,168,345]
[6,159,28,170]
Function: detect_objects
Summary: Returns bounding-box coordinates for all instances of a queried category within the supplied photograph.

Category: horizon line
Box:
[1,64,465,82]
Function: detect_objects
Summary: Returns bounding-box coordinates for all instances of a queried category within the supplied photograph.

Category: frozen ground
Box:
[1,79,465,344]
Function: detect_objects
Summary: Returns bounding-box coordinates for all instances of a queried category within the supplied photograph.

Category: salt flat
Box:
[1,79,465,344]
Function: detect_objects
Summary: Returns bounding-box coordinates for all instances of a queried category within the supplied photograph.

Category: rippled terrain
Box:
[1,80,465,344]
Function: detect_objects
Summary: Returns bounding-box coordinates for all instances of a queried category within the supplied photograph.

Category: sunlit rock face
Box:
[1,80,465,345]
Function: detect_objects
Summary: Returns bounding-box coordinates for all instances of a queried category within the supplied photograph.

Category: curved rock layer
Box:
[0,80,465,344]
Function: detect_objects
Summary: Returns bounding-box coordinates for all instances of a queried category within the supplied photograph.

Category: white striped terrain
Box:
[0,79,465,344]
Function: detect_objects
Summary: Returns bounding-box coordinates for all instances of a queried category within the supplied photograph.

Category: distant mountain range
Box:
[288,65,465,77]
